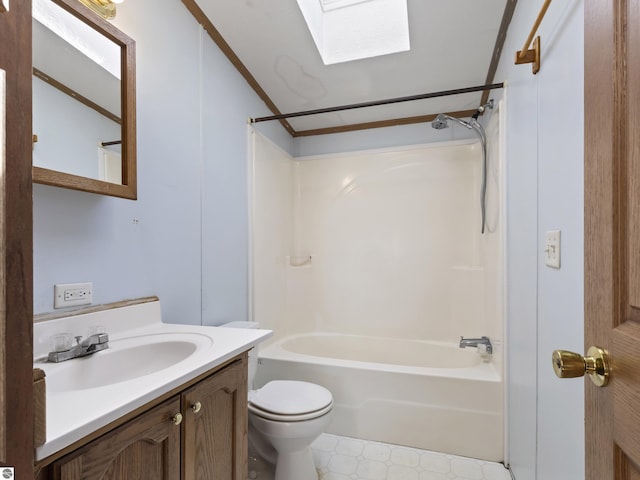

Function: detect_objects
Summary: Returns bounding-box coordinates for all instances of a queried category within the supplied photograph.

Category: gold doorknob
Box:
[552,346,610,387]
[191,401,202,414]
[172,412,183,426]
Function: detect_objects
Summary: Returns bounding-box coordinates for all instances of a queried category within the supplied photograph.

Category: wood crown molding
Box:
[181,1,516,137]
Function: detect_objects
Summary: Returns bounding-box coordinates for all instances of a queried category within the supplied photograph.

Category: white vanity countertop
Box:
[33,300,272,461]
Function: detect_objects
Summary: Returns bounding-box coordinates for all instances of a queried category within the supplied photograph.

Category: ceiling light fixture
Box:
[77,0,123,20]
[296,0,410,65]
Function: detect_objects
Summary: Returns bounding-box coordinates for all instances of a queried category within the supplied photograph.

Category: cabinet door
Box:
[182,357,248,480]
[53,397,182,480]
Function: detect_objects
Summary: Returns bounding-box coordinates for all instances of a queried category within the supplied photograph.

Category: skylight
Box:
[296,0,410,65]
[32,0,121,79]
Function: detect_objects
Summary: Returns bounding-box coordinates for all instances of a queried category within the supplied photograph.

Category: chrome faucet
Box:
[48,333,109,363]
[459,336,492,354]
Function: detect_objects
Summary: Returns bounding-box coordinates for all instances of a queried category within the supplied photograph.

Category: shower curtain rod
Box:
[250,82,504,123]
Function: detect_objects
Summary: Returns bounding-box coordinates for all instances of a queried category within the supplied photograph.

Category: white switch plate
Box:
[545,230,561,269]
[54,282,93,308]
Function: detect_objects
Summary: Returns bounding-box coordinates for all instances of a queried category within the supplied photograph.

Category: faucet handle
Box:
[50,333,73,352]
[74,335,83,345]
[93,333,109,344]
[88,325,107,336]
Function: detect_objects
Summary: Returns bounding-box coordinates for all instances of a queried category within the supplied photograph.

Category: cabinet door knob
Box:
[172,412,183,425]
[191,401,202,414]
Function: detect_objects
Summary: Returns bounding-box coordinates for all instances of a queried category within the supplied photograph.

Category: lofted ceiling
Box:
[185,0,516,136]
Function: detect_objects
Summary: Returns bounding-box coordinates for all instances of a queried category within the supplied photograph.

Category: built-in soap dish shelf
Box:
[287,255,313,268]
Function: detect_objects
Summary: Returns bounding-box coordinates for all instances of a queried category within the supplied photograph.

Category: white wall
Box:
[253,133,504,368]
[292,143,497,341]
[296,119,476,157]
[33,0,294,326]
[250,129,294,333]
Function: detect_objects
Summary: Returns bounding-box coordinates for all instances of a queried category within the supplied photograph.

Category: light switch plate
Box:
[545,230,561,269]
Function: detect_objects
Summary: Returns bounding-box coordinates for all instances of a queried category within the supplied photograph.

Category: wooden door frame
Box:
[0,0,35,475]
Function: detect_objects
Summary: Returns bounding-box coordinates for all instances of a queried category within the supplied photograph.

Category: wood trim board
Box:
[181,1,515,136]
[0,0,35,473]
[33,68,121,124]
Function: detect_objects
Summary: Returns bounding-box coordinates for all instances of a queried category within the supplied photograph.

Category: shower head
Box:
[430,106,492,235]
[431,114,449,130]
[431,113,474,131]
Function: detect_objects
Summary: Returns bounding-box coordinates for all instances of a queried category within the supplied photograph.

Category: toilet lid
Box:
[249,400,333,422]
[249,380,333,416]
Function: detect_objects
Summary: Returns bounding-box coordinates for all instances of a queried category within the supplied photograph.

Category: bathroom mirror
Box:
[32,0,137,199]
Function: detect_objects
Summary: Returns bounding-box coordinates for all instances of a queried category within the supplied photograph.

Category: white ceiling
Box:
[193,0,510,134]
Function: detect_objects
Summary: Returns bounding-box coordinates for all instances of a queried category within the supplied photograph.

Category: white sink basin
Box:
[32,300,273,461]
[38,333,213,392]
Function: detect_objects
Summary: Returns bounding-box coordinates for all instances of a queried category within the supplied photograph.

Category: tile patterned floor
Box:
[249,433,512,480]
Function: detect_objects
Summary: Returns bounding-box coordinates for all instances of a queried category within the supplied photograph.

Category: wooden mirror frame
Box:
[32,0,137,199]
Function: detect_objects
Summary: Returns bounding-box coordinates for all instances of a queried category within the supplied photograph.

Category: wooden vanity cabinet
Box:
[52,397,181,480]
[182,356,247,480]
[45,355,248,480]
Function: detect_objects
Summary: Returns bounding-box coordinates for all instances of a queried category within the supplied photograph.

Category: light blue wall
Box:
[33,76,120,178]
[33,1,585,477]
[33,0,293,326]
[493,1,585,479]
[534,2,584,479]
[200,24,292,326]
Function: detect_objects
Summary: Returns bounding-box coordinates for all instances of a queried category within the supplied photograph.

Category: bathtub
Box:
[253,332,503,462]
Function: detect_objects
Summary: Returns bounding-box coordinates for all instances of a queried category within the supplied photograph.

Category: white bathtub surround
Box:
[311,434,511,480]
[252,134,504,344]
[251,131,505,462]
[33,300,272,460]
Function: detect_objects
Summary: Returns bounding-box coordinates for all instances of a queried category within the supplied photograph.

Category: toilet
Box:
[223,321,333,480]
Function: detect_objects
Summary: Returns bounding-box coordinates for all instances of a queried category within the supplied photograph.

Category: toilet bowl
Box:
[222,322,333,480]
[249,380,333,480]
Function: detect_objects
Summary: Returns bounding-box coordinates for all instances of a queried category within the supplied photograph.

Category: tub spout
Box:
[459,336,492,355]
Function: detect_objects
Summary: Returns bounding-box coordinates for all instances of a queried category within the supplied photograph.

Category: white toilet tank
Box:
[221,321,260,389]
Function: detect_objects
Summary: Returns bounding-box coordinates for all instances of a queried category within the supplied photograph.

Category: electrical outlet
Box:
[54,282,93,308]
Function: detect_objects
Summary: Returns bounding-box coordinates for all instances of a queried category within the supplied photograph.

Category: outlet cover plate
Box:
[54,282,93,308]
